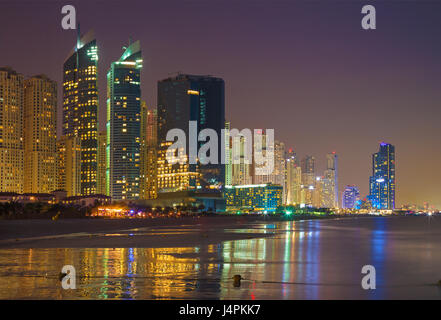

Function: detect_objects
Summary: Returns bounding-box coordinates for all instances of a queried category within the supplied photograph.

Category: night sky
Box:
[1,0,440,208]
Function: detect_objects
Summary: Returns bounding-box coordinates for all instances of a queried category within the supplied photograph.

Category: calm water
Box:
[1,216,441,299]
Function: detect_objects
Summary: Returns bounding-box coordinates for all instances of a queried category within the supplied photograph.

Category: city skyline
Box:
[1,1,440,207]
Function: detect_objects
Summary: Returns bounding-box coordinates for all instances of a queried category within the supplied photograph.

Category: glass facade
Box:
[63,30,98,196]
[369,142,395,209]
[157,74,225,192]
[106,41,142,200]
[342,185,360,209]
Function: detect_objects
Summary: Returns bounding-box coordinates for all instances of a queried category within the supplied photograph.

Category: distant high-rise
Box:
[24,75,57,193]
[286,149,302,205]
[301,155,315,205]
[369,142,395,209]
[63,30,98,195]
[97,130,106,195]
[225,121,233,186]
[342,185,360,209]
[57,135,81,196]
[157,74,225,191]
[107,40,142,200]
[0,67,24,193]
[254,137,286,201]
[231,134,252,185]
[140,102,157,200]
[321,152,338,208]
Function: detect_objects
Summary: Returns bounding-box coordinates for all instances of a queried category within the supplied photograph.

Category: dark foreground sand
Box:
[0,216,282,248]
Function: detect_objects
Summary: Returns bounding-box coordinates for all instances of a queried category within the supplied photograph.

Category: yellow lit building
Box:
[157,141,201,193]
[225,184,283,213]
[0,67,24,193]
[23,75,57,193]
[140,103,157,199]
[97,130,107,195]
[63,30,98,195]
[57,135,81,196]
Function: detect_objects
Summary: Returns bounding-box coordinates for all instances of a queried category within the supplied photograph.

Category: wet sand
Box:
[0,216,278,248]
[1,216,441,299]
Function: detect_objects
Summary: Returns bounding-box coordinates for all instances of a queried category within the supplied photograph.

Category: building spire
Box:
[76,23,81,50]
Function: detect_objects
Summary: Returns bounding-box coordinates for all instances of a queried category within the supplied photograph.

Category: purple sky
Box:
[1,0,441,208]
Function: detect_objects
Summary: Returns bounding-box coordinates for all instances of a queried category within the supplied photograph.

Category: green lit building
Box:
[225,184,283,213]
[106,40,142,200]
[63,30,98,195]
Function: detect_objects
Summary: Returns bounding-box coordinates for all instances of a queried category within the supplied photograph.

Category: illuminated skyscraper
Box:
[301,155,315,206]
[107,40,142,200]
[321,152,338,208]
[254,137,286,201]
[224,121,233,186]
[286,149,302,205]
[63,30,98,195]
[342,185,360,209]
[57,135,81,196]
[140,102,157,200]
[0,67,24,193]
[231,134,252,185]
[369,142,395,209]
[24,75,57,193]
[97,130,106,195]
[157,74,225,191]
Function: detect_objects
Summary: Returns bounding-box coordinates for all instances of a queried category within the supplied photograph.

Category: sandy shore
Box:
[0,216,281,248]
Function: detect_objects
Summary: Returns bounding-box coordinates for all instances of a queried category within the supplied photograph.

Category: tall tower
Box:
[301,155,315,205]
[157,74,225,192]
[57,135,81,196]
[0,67,24,193]
[97,130,107,195]
[224,121,233,186]
[322,152,338,208]
[231,134,252,185]
[107,40,142,200]
[253,136,286,202]
[140,102,158,200]
[286,148,302,205]
[369,142,395,209]
[24,75,57,193]
[63,30,99,195]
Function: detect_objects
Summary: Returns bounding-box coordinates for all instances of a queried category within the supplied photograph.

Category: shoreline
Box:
[0,214,357,249]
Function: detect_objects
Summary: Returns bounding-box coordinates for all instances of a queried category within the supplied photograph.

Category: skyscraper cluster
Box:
[0,28,396,212]
[0,67,57,194]
[224,130,340,210]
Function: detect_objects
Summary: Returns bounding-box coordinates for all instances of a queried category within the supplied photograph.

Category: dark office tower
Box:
[301,155,315,174]
[63,30,98,195]
[301,155,315,186]
[107,40,142,200]
[369,142,395,210]
[157,74,225,191]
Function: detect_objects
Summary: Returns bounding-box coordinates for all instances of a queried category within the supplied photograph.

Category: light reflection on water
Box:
[1,217,441,299]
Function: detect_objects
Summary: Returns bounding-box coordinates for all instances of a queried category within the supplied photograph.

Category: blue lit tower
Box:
[369,142,395,209]
[342,185,360,209]
[106,40,142,200]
